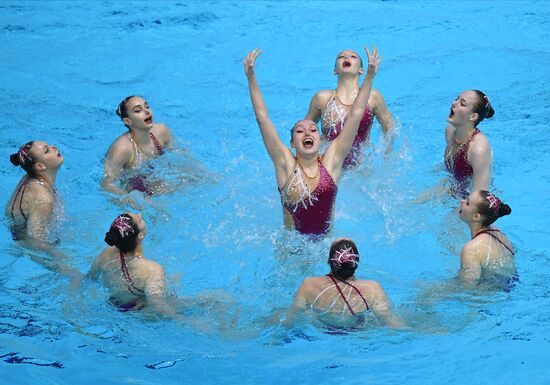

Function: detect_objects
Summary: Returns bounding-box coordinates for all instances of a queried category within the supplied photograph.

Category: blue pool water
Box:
[1,1,549,384]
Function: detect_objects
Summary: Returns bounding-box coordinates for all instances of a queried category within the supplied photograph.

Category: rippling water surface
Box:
[1,1,549,384]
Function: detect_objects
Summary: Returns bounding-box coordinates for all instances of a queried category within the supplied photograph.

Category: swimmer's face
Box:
[126,212,147,238]
[29,141,64,171]
[334,50,363,76]
[448,91,479,126]
[291,120,321,155]
[122,97,154,131]
[459,191,482,223]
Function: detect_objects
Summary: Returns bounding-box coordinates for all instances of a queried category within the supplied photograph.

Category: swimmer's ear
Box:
[359,67,364,75]
[122,117,132,128]
[33,162,46,172]
[469,112,479,124]
[333,68,338,76]
[472,212,482,223]
[137,232,145,241]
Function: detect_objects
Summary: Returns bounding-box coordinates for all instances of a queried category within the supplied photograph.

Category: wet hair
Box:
[471,90,495,126]
[10,141,36,176]
[104,214,140,253]
[115,95,139,129]
[328,238,360,280]
[477,190,512,227]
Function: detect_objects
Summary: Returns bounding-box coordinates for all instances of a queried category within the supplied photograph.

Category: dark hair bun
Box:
[10,153,21,166]
[487,105,495,119]
[499,204,512,217]
[104,230,120,247]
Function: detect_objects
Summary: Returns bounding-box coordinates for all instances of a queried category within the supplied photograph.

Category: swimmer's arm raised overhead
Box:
[244,49,294,182]
[459,242,482,288]
[102,139,134,195]
[367,281,406,329]
[324,46,380,174]
[469,135,492,192]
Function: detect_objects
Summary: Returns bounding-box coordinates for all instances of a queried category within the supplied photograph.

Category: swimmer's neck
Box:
[130,128,153,148]
[35,169,58,190]
[452,123,476,143]
[296,153,318,168]
[470,223,488,239]
[124,244,144,258]
[336,76,360,98]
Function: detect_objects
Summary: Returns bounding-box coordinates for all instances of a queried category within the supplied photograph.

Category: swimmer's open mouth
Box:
[343,60,351,68]
[144,116,153,124]
[449,108,454,118]
[302,138,314,148]
[57,151,62,157]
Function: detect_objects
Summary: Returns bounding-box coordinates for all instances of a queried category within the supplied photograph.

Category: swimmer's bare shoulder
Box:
[151,123,173,147]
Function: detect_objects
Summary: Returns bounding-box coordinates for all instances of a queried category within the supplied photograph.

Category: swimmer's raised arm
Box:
[324,45,381,175]
[244,49,294,180]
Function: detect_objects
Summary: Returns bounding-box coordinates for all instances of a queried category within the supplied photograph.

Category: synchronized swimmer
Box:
[4,45,516,330]
[102,96,173,195]
[305,49,395,167]
[244,45,381,235]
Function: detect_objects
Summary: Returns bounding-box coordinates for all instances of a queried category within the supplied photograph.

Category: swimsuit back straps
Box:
[327,274,369,316]
[473,228,515,255]
[11,176,31,221]
[119,250,145,296]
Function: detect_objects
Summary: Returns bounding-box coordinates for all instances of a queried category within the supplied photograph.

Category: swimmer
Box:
[458,190,516,288]
[6,141,63,241]
[244,46,381,235]
[305,49,395,167]
[102,96,173,195]
[288,238,404,329]
[445,90,494,197]
[87,213,174,315]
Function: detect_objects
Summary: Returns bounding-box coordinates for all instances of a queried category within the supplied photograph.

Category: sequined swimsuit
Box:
[321,91,374,168]
[445,128,480,196]
[127,132,164,194]
[279,157,337,235]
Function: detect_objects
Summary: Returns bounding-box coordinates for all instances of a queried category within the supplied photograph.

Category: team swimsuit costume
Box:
[321,91,374,168]
[126,132,164,195]
[279,157,337,235]
[445,128,480,197]
[311,274,370,317]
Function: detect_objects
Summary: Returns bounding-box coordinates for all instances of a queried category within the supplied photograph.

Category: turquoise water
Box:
[1,1,549,384]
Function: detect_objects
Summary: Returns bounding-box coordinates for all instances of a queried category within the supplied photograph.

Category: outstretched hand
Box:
[243,48,263,78]
[364,45,382,75]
